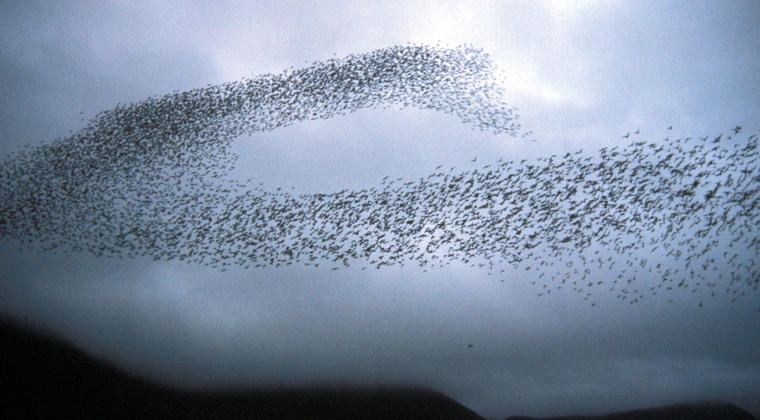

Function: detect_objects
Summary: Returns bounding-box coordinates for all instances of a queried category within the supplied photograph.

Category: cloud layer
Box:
[2,45,757,307]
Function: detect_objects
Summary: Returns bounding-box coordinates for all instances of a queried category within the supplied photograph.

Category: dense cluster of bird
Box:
[1,44,757,305]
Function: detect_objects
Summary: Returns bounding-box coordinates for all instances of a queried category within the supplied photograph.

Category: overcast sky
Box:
[1,1,760,418]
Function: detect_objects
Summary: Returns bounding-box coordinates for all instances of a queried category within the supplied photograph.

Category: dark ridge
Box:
[0,317,484,419]
[506,401,757,420]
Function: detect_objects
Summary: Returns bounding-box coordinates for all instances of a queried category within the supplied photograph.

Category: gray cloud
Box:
[1,2,759,419]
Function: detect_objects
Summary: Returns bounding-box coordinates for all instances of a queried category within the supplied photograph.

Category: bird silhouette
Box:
[0,44,757,308]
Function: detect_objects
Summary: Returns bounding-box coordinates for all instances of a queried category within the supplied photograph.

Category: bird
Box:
[0,42,756,309]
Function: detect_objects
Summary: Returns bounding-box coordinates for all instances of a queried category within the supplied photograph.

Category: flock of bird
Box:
[1,44,757,305]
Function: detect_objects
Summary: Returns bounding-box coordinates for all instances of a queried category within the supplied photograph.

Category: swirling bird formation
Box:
[1,44,757,305]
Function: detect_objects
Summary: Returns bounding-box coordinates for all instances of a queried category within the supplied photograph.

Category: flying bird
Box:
[0,43,757,308]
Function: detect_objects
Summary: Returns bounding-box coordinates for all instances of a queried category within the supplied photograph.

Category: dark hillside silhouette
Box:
[0,317,484,419]
[506,401,757,420]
